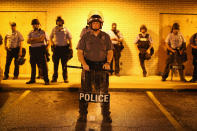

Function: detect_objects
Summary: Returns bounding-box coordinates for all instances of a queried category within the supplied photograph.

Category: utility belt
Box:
[167,48,187,62]
[51,44,69,51]
[85,59,106,71]
[29,45,46,55]
[52,45,73,60]
[8,46,20,49]
[137,43,150,50]
[138,47,154,56]
[170,64,184,70]
[7,47,20,51]
[53,45,69,49]
[113,42,124,51]
[52,45,69,53]
[167,48,183,55]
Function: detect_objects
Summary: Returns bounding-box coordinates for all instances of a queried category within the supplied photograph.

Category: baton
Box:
[66,65,114,73]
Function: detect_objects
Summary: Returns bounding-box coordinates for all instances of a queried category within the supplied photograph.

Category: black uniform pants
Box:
[79,60,110,116]
[4,47,20,77]
[162,54,185,80]
[52,46,69,80]
[138,47,154,75]
[29,46,49,82]
[37,46,49,78]
[139,52,147,74]
[110,44,121,74]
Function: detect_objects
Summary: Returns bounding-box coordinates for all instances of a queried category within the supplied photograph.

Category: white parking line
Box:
[1,90,31,114]
[14,90,31,104]
[146,91,184,131]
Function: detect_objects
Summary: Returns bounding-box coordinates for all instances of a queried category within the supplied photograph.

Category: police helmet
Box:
[145,53,151,60]
[171,23,180,33]
[16,48,26,65]
[172,23,180,30]
[31,19,40,25]
[87,11,104,29]
[140,25,147,32]
[112,23,117,26]
[10,22,16,27]
[56,16,64,25]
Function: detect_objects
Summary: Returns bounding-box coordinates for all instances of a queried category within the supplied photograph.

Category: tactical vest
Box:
[137,34,150,49]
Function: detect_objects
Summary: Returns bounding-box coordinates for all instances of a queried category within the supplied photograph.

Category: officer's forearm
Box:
[69,39,72,48]
[50,39,54,46]
[193,46,197,49]
[119,38,123,42]
[165,42,174,51]
[30,37,44,43]
[19,42,23,54]
[111,38,117,41]
[77,50,87,66]
[4,38,7,47]
[148,43,153,50]
[191,44,197,49]
[107,50,113,63]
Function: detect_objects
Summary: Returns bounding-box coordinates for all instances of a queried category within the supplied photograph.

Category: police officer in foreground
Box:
[50,16,72,83]
[189,33,197,82]
[162,23,187,82]
[134,25,154,77]
[26,19,49,85]
[108,23,124,76]
[77,11,113,123]
[3,22,24,80]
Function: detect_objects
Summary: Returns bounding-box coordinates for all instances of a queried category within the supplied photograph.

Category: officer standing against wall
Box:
[50,16,72,83]
[108,23,124,76]
[134,25,154,77]
[189,33,197,82]
[80,21,91,38]
[37,33,50,79]
[0,34,2,45]
[77,11,113,123]
[26,19,49,85]
[3,22,24,80]
[162,23,187,82]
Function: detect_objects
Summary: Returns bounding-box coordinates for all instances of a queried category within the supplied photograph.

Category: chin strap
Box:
[92,28,99,31]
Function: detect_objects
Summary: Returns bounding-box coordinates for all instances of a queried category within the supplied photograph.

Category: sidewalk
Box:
[0,73,197,91]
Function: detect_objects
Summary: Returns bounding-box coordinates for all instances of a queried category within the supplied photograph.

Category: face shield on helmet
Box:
[87,11,104,31]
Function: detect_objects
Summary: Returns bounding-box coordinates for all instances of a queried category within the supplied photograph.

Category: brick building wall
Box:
[0,0,197,77]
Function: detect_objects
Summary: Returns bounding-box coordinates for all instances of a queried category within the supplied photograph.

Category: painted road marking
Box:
[1,90,31,114]
[14,90,31,105]
[146,91,184,131]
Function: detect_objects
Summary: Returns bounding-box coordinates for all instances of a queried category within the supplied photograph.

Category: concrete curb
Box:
[1,86,197,92]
